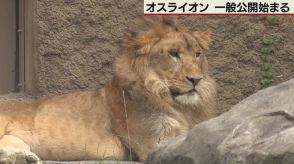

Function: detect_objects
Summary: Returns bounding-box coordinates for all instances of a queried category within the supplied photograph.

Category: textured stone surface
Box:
[146,79,294,164]
[43,161,143,164]
[34,1,294,112]
[0,93,37,101]
[35,0,141,94]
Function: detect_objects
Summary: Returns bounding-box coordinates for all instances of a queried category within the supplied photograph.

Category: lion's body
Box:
[0,89,126,160]
[0,17,217,163]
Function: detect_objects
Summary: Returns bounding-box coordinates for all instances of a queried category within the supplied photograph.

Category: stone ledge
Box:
[43,161,143,164]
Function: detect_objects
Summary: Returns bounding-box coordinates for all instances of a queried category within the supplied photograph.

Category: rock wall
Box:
[35,0,294,112]
[35,0,141,93]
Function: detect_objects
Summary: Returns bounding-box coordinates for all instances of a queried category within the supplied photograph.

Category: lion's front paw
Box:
[0,148,41,164]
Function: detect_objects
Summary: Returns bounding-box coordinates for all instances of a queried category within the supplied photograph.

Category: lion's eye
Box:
[168,51,180,58]
[195,52,201,58]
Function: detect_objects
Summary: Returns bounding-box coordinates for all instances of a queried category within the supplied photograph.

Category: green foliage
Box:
[260,47,271,54]
[266,16,278,25]
[261,78,271,87]
[260,54,267,62]
[259,17,278,89]
[262,70,272,79]
[260,41,273,89]
[260,35,274,89]
[262,36,274,45]
[261,63,271,71]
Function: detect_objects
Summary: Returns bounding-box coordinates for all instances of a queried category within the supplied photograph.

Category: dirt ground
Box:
[34,1,293,113]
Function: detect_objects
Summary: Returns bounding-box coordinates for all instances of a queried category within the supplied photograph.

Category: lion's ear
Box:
[125,16,149,36]
[123,16,157,48]
[123,16,177,53]
[192,31,211,50]
[161,16,178,27]
[125,16,178,36]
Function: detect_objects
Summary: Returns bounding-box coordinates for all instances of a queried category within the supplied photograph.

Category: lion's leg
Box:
[0,135,40,164]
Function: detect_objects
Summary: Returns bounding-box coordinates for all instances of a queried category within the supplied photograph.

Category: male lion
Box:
[0,17,216,163]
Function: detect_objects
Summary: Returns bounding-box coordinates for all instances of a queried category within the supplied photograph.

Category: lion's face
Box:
[117,17,216,108]
[148,30,211,106]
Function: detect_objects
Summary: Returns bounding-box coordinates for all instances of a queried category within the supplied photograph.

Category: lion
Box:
[0,16,216,163]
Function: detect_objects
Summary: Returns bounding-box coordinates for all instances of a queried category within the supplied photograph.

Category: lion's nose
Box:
[186,75,202,87]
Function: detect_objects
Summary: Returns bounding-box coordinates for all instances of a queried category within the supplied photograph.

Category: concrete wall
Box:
[35,0,140,94]
[34,0,294,112]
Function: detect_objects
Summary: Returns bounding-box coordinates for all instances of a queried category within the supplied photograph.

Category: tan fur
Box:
[0,16,216,162]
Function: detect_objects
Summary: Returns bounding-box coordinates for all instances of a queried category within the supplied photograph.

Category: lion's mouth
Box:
[170,88,200,106]
[170,88,197,97]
